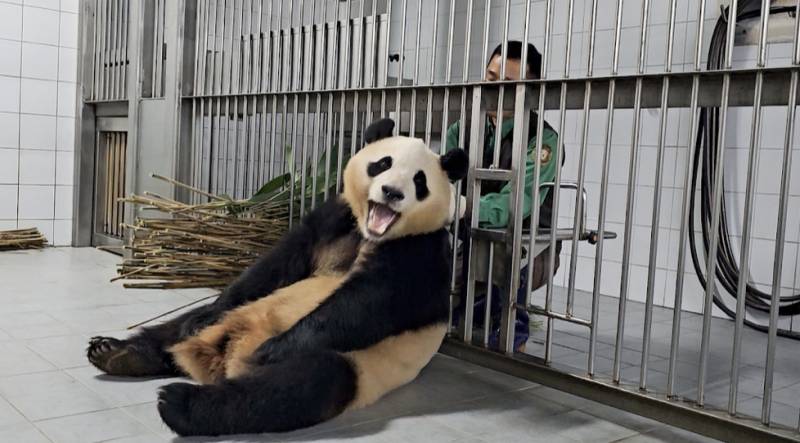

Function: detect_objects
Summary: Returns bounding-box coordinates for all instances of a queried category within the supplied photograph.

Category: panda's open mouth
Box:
[367,201,400,237]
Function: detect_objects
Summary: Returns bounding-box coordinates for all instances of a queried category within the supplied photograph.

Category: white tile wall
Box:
[0,2,79,246]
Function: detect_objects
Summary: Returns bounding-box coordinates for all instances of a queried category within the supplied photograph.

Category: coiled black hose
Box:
[689,3,800,338]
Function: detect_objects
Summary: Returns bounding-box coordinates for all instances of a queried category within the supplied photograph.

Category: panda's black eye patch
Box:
[413,170,429,200]
[367,156,393,177]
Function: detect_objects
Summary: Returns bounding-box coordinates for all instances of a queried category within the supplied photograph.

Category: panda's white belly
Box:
[345,323,447,409]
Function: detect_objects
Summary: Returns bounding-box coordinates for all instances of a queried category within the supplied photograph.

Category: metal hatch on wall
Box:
[92,117,128,248]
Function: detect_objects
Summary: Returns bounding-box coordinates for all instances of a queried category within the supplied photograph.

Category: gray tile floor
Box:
[521,286,800,431]
[0,247,730,442]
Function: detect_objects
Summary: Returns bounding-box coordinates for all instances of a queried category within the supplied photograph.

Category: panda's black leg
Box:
[157,351,357,436]
[87,302,223,377]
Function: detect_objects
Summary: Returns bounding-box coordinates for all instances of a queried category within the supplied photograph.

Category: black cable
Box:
[688,2,800,338]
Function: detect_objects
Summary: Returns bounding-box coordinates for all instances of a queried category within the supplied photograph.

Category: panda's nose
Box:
[382,185,404,202]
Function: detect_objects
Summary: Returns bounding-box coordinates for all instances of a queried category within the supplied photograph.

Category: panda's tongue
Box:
[368,204,398,236]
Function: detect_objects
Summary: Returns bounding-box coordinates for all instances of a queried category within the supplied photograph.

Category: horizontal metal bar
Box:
[183,67,800,109]
[439,340,800,443]
[470,227,617,244]
[474,168,512,181]
[523,306,592,327]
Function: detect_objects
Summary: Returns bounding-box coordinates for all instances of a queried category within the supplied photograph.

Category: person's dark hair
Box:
[487,41,542,79]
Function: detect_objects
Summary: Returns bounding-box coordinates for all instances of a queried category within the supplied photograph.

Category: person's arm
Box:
[445,121,460,152]
[477,128,560,228]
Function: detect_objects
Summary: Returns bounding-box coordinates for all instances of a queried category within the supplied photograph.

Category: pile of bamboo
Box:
[114,174,295,289]
[0,228,47,250]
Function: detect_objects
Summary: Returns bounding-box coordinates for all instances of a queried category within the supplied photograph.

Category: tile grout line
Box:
[52,0,62,244]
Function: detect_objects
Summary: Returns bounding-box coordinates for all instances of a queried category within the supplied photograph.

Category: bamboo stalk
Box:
[113,176,291,289]
[0,228,47,250]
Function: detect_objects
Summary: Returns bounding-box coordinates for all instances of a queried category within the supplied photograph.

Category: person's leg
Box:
[487,242,563,352]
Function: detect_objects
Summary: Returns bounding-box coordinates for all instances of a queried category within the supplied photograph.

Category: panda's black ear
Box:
[440,148,468,181]
[364,118,395,143]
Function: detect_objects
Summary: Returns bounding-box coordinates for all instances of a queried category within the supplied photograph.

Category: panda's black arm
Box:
[250,231,451,365]
[214,197,356,310]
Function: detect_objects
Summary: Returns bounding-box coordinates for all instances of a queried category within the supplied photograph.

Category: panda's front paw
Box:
[158,382,216,436]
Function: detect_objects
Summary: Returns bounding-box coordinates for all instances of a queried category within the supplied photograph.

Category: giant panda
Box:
[85,118,469,437]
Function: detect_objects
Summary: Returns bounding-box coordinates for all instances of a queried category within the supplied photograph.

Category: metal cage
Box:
[74,1,800,441]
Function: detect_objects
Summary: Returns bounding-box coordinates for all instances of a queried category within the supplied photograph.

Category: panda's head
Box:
[343,118,468,242]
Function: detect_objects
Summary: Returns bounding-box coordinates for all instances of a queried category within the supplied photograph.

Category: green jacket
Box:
[445,117,560,228]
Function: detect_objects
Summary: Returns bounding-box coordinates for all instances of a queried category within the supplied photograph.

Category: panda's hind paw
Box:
[158,382,218,436]
[86,336,125,372]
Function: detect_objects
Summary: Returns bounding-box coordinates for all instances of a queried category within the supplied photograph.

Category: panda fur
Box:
[85,118,469,436]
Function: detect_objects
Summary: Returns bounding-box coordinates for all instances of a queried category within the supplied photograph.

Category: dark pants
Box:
[454,241,562,351]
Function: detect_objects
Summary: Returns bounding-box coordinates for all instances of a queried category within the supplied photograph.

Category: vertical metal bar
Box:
[381,0,390,89]
[614,0,650,384]
[233,0,244,94]
[260,0,271,92]
[216,0,226,95]
[121,0,129,98]
[491,0,510,167]
[424,0,440,144]
[395,0,409,133]
[269,95,278,180]
[698,0,737,407]
[483,244,495,347]
[257,96,267,185]
[763,16,799,424]
[641,0,677,390]
[222,97,230,194]
[589,0,623,375]
[212,97,221,193]
[223,0,233,94]
[336,92,345,193]
[324,92,334,201]
[158,0,166,96]
[573,0,598,363]
[109,0,118,99]
[449,0,475,329]
[193,0,203,95]
[311,93,321,209]
[409,0,424,135]
[92,0,100,100]
[191,98,199,202]
[201,0,210,94]
[519,0,553,359]
[500,82,532,354]
[197,99,206,197]
[252,0,261,93]
[353,0,365,89]
[99,0,108,99]
[341,0,352,88]
[300,94,310,217]
[151,0,159,97]
[289,95,299,226]
[397,0,408,88]
[209,0,219,95]
[437,0,456,148]
[274,1,284,92]
[232,96,241,198]
[668,0,706,399]
[240,0,250,93]
[117,0,124,98]
[557,0,576,316]
[351,92,360,158]
[729,0,770,414]
[462,86,486,344]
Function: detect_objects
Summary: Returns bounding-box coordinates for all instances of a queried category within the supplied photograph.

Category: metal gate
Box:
[76,1,800,441]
